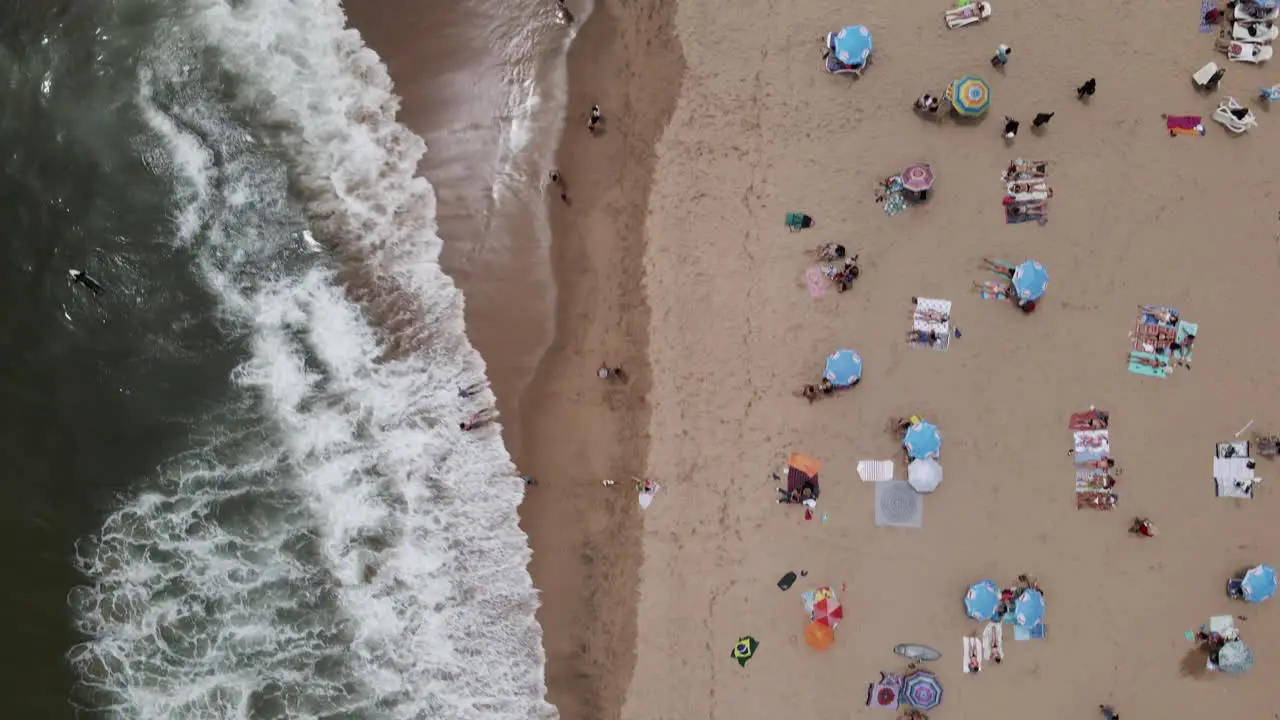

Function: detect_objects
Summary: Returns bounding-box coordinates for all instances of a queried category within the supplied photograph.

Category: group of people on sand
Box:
[813,243,860,292]
[458,381,500,431]
[975,258,1039,311]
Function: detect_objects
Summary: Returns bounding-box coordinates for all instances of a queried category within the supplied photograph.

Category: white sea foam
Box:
[67,1,558,718]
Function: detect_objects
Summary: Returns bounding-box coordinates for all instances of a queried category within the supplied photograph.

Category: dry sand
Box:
[622,1,1280,718]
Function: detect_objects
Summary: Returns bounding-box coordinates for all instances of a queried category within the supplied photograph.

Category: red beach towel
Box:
[1166,115,1202,130]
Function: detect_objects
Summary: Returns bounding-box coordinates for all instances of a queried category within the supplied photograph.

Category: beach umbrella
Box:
[805,620,835,651]
[907,457,943,493]
[1012,260,1049,301]
[965,579,1001,621]
[823,348,863,387]
[1242,564,1277,603]
[809,586,845,628]
[903,421,942,460]
[948,76,991,117]
[832,25,873,66]
[902,670,943,710]
[1014,588,1045,627]
[901,164,935,193]
[1218,639,1255,674]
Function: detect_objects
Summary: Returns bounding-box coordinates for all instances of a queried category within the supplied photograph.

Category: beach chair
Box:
[1260,83,1280,102]
[1193,61,1226,90]
[1233,22,1280,42]
[1227,40,1274,62]
[945,1,992,28]
[1212,97,1258,133]
[1236,4,1280,22]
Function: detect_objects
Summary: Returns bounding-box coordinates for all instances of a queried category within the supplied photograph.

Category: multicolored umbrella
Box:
[832,25,873,66]
[907,457,943,493]
[823,348,863,387]
[1242,564,1277,603]
[805,620,835,650]
[903,421,942,460]
[948,76,991,117]
[1014,588,1045,627]
[903,670,943,710]
[1012,260,1049,301]
[809,586,845,627]
[901,164,935,192]
[965,579,1001,621]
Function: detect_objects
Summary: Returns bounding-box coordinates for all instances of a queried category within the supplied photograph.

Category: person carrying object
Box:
[990,44,1011,67]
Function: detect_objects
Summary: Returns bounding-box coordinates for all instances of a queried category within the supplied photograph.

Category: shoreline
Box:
[516,0,683,717]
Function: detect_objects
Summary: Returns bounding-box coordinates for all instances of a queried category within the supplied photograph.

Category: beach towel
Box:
[1201,0,1218,32]
[1075,468,1116,492]
[1073,430,1110,459]
[857,459,895,482]
[1069,409,1109,430]
[980,280,1010,300]
[883,191,907,217]
[1213,453,1256,499]
[1128,351,1171,378]
[804,266,827,298]
[875,480,923,528]
[1005,205,1047,225]
[982,622,1004,662]
[1166,115,1206,136]
[866,672,902,710]
[911,297,952,351]
[962,636,982,673]
[1174,321,1198,365]
[1077,489,1118,510]
[1132,321,1178,351]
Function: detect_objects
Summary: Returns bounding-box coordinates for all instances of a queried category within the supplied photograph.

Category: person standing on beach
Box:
[1002,116,1019,140]
[549,170,569,204]
[990,44,1011,67]
[588,104,602,134]
[1032,112,1055,128]
[1077,78,1097,99]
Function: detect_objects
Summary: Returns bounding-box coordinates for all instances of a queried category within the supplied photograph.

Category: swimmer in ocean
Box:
[68,269,104,296]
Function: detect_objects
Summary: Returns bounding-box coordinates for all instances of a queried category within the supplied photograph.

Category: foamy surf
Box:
[66,1,557,718]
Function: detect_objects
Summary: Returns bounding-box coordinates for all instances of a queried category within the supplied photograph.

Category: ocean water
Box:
[0,0,562,717]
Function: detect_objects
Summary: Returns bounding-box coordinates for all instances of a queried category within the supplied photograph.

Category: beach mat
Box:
[1166,115,1205,136]
[866,672,902,710]
[1069,410,1109,430]
[883,192,907,217]
[1128,351,1170,378]
[858,460,895,482]
[1073,429,1110,459]
[1200,0,1216,32]
[911,297,952,351]
[804,266,827,298]
[875,481,923,528]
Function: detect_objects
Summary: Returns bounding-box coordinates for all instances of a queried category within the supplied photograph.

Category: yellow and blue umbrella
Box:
[948,76,991,117]
[832,25,873,67]
[1242,564,1277,603]
[965,579,1001,621]
[823,349,863,387]
[903,421,941,459]
[1012,260,1049,301]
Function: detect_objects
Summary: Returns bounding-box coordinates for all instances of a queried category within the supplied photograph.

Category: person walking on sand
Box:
[1032,112,1055,128]
[1099,705,1119,720]
[990,44,1011,67]
[587,104,602,134]
[549,170,570,204]
[1077,77,1097,99]
[598,363,625,380]
[1002,116,1019,140]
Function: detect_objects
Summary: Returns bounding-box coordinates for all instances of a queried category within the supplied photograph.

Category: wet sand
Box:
[625,1,1280,718]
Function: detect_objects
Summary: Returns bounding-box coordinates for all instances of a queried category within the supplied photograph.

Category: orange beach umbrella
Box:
[805,620,835,651]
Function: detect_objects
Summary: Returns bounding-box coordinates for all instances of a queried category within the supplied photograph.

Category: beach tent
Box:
[1242,564,1277,603]
[907,457,943,493]
[903,421,942,460]
[965,579,1001,621]
[786,453,822,498]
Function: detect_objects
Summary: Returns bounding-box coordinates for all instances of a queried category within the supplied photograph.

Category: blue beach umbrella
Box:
[964,580,1001,621]
[1014,588,1045,627]
[903,421,942,460]
[823,349,863,387]
[1012,260,1049,301]
[1242,564,1278,603]
[832,25,873,67]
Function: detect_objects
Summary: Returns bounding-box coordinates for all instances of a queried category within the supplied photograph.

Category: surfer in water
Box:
[68,269,104,296]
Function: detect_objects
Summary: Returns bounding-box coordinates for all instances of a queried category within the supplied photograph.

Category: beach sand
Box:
[621,1,1280,718]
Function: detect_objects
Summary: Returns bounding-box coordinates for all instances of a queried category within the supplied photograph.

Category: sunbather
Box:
[914,307,950,322]
[1130,353,1168,371]
[1005,200,1047,218]
[1007,180,1049,194]
[950,2,988,20]
[981,258,1016,279]
[1140,305,1179,325]
[814,243,846,261]
[1077,492,1117,510]
[1003,160,1048,180]
[967,640,981,672]
[908,329,943,345]
[1078,456,1119,471]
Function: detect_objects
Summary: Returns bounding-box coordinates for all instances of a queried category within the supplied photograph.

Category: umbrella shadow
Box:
[1179,647,1212,679]
[948,110,989,127]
